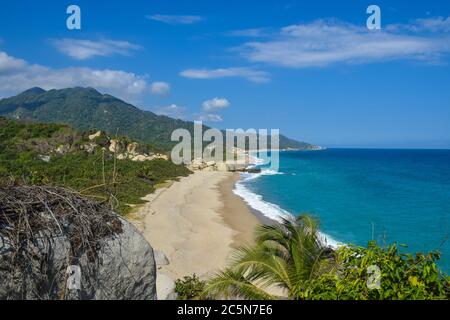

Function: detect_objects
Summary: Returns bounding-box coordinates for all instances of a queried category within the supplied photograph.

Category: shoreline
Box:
[218,173,260,247]
[132,169,339,299]
[232,170,342,249]
[138,171,259,284]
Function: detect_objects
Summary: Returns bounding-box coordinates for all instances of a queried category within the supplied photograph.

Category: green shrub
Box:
[300,241,449,300]
[175,274,206,300]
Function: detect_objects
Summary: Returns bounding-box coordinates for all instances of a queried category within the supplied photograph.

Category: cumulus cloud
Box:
[197,97,230,122]
[52,38,142,60]
[0,50,149,102]
[236,17,450,68]
[154,104,186,119]
[150,81,171,96]
[198,113,223,122]
[202,97,230,112]
[146,14,203,25]
[180,67,270,83]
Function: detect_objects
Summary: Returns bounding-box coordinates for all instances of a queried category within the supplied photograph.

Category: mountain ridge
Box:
[0,87,317,151]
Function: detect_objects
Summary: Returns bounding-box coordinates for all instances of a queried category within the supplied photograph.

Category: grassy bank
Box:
[0,117,191,215]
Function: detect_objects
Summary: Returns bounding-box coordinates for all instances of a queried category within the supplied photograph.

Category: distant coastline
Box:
[248,146,326,152]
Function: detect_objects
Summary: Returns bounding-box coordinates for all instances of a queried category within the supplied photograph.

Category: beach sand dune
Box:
[139,171,259,283]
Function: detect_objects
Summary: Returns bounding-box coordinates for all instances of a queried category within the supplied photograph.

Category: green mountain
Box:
[0,87,316,150]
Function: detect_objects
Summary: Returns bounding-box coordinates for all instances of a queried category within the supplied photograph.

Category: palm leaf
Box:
[204,214,334,299]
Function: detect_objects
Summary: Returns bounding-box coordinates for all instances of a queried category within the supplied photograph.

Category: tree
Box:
[204,215,335,299]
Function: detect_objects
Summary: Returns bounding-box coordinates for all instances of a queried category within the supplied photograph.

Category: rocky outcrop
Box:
[127,142,139,155]
[88,131,102,141]
[38,154,51,162]
[187,158,261,173]
[0,186,157,300]
[187,147,264,172]
[55,144,70,155]
[154,250,170,266]
[109,139,168,162]
[81,142,97,154]
[27,128,168,164]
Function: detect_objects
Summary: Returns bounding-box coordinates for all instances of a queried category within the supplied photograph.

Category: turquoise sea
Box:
[234,149,450,272]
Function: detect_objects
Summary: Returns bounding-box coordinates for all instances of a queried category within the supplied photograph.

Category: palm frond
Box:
[204,269,277,300]
[204,214,335,300]
[230,245,291,290]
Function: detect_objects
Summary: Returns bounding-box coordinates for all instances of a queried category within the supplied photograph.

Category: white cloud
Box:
[236,18,450,68]
[0,50,149,102]
[147,14,203,25]
[202,97,230,112]
[226,28,270,37]
[150,81,171,96]
[0,51,26,72]
[198,97,230,123]
[198,113,223,122]
[154,104,186,119]
[387,16,450,33]
[52,38,142,60]
[180,67,270,83]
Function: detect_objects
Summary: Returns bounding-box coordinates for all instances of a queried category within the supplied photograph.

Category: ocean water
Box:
[234,149,450,272]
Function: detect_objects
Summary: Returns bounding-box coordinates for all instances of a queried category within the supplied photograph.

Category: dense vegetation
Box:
[300,242,448,300]
[174,274,206,300]
[0,87,315,151]
[0,117,191,215]
[202,215,449,300]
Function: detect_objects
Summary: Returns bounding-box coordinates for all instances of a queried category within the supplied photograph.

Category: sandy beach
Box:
[137,171,259,287]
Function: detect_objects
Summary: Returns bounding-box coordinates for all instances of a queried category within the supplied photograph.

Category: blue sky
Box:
[0,0,449,148]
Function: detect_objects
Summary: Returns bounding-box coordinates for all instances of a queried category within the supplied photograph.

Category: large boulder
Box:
[156,273,178,300]
[0,186,157,300]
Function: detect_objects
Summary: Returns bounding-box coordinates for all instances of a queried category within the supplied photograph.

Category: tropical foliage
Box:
[204,215,336,299]
[299,242,449,300]
[174,274,206,300]
[0,117,191,215]
[204,215,449,300]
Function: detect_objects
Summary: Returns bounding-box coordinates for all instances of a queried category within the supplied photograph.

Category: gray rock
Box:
[154,250,170,266]
[82,142,97,154]
[38,154,51,162]
[91,218,157,300]
[0,218,157,300]
[156,273,178,300]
